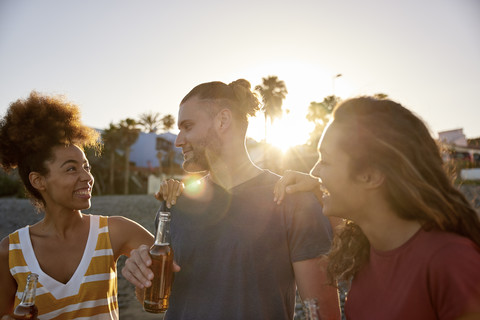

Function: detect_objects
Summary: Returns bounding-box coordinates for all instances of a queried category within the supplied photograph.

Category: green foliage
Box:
[255,76,288,124]
[304,93,389,147]
[102,123,123,152]
[306,95,341,147]
[99,119,140,195]
[138,112,176,133]
[254,76,288,169]
[373,93,389,100]
[118,118,140,147]
[138,111,162,133]
[0,170,24,197]
[467,137,480,149]
[460,180,480,185]
[162,114,175,131]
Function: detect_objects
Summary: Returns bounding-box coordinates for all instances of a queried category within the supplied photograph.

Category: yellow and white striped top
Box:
[9,215,119,320]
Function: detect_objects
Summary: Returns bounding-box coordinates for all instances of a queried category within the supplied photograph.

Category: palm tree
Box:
[161,114,175,132]
[373,93,389,100]
[306,95,339,123]
[255,76,288,143]
[102,123,122,194]
[118,118,140,194]
[138,111,162,133]
[306,95,341,147]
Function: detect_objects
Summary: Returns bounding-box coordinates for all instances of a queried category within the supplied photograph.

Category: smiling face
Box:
[39,144,94,212]
[310,122,368,220]
[175,97,223,173]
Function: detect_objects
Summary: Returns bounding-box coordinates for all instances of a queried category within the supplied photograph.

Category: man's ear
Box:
[216,108,232,131]
[29,172,46,191]
[358,167,385,189]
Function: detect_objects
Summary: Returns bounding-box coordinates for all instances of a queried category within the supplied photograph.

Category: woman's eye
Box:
[84,165,92,172]
[66,167,76,172]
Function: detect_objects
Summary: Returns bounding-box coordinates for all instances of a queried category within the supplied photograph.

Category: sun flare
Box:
[241,59,354,152]
[247,111,314,152]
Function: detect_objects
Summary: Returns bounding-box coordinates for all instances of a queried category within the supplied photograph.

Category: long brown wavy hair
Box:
[326,97,480,284]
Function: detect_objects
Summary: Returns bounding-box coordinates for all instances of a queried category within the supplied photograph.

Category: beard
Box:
[183,126,222,173]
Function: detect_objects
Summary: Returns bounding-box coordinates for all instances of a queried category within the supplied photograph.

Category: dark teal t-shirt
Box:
[161,170,332,320]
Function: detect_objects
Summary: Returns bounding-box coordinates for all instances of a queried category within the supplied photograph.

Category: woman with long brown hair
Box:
[274,96,480,319]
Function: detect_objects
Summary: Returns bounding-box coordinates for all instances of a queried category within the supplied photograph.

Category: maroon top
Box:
[346,228,480,320]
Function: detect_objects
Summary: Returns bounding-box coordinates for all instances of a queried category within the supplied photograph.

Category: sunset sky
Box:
[1,0,479,149]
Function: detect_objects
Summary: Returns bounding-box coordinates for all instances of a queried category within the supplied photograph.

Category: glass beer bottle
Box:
[143,208,174,313]
[13,273,39,320]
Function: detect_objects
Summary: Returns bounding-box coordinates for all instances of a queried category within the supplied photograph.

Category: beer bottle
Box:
[13,273,39,320]
[143,206,174,313]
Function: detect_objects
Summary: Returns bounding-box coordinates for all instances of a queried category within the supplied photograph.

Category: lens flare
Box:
[183,174,208,199]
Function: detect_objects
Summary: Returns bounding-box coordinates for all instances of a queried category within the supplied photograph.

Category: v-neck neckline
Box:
[207,170,269,194]
[19,215,98,299]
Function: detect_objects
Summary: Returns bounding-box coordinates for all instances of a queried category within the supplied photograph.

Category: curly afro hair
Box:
[0,91,100,208]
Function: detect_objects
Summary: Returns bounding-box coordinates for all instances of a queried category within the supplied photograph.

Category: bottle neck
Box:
[20,273,38,306]
[154,212,171,246]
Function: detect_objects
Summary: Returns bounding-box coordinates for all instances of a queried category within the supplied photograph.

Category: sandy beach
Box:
[1,187,479,319]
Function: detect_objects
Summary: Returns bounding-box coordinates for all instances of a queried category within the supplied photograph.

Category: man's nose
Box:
[175,132,184,147]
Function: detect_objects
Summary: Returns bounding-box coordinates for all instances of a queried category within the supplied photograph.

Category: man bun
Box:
[228,79,260,118]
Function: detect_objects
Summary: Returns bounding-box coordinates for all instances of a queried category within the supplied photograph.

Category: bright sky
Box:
[1,0,479,149]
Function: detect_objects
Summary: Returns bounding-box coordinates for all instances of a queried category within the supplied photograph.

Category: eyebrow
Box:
[60,159,77,167]
[178,119,193,129]
[60,159,88,168]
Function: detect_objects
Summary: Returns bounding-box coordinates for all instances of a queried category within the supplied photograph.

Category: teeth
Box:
[75,190,90,195]
[319,184,329,196]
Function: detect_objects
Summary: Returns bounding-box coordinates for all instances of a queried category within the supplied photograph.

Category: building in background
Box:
[128,132,184,193]
[438,128,480,180]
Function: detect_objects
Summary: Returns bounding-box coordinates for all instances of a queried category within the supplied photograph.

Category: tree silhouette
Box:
[255,76,288,142]
[138,111,162,133]
[373,93,389,100]
[102,123,122,194]
[306,93,388,147]
[118,118,140,194]
[162,114,175,132]
[306,95,341,147]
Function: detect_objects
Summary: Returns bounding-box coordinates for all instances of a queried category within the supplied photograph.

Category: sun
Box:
[241,58,355,152]
[247,111,314,152]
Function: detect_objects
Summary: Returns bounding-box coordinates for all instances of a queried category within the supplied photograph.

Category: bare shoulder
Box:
[107,215,149,232]
[106,215,150,244]
[107,216,153,259]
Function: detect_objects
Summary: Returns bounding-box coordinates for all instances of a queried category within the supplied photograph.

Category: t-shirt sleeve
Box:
[284,192,333,262]
[429,240,480,318]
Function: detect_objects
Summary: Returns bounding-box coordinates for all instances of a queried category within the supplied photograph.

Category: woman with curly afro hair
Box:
[0,92,155,319]
[274,97,480,319]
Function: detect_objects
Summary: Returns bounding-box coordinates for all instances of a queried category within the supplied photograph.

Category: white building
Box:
[438,128,468,147]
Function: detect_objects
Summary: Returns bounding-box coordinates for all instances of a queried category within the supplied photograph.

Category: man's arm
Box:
[293,255,341,320]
